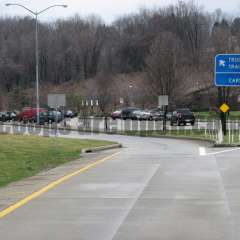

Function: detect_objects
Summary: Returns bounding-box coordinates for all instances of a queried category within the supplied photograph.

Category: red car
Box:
[111,110,122,120]
[17,107,47,122]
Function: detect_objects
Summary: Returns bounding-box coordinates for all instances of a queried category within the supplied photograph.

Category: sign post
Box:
[47,94,66,109]
[120,97,124,105]
[238,95,240,103]
[219,103,230,136]
[215,54,240,136]
[158,95,169,107]
[47,94,66,136]
[158,95,169,132]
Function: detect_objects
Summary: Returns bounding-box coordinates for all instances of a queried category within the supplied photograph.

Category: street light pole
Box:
[35,14,39,122]
[5,3,67,124]
[128,84,133,107]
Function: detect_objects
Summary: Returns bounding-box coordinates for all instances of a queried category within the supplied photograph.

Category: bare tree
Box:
[145,31,179,105]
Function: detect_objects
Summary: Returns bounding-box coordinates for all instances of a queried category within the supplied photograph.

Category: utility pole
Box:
[6,3,67,124]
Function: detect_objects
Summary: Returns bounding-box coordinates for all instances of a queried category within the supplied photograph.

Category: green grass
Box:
[194,112,218,120]
[223,131,240,145]
[228,111,240,119]
[0,134,115,187]
[116,129,240,145]
[118,129,216,140]
[195,111,240,120]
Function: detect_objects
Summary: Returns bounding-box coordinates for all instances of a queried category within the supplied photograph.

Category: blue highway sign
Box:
[215,54,240,86]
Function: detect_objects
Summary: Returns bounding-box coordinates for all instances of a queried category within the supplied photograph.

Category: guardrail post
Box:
[104,116,108,132]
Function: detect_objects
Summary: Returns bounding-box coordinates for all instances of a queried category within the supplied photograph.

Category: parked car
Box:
[31,112,49,125]
[133,110,144,121]
[170,109,195,126]
[9,112,17,121]
[111,110,122,120]
[166,112,173,121]
[48,111,64,123]
[64,110,75,118]
[17,107,47,123]
[32,110,64,124]
[150,109,164,121]
[0,111,17,122]
[121,107,140,120]
[134,110,154,121]
[0,112,7,122]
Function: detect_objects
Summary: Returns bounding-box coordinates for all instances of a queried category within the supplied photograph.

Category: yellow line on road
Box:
[0,151,121,219]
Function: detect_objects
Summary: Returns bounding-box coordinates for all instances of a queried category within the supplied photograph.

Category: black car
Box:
[31,112,48,125]
[47,111,64,123]
[121,107,140,120]
[32,111,64,125]
[0,112,7,122]
[170,109,195,126]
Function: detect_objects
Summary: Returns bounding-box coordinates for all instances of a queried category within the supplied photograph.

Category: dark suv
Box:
[32,111,64,125]
[121,107,140,120]
[170,109,195,126]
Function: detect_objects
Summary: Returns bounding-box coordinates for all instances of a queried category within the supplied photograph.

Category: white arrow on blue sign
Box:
[215,54,240,86]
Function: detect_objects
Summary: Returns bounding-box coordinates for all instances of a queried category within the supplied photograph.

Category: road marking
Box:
[0,151,121,219]
[199,147,206,156]
[199,147,240,156]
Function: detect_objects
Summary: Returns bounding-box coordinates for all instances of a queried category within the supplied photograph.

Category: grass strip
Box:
[0,134,115,187]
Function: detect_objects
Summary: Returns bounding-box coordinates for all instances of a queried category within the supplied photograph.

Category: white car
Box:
[133,110,153,121]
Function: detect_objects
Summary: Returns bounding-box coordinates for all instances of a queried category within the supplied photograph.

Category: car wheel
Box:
[23,118,28,124]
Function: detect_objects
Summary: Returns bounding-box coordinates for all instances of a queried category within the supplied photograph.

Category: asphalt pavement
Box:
[1,132,240,240]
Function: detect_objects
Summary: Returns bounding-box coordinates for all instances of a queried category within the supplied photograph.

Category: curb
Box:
[147,135,216,145]
[214,144,240,148]
[81,143,122,153]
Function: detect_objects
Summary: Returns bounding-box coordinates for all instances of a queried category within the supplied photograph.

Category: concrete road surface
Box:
[1,132,240,240]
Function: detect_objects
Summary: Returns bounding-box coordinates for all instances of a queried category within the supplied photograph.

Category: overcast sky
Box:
[1,0,240,23]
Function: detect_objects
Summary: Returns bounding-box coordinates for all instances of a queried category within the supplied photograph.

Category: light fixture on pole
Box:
[5,3,67,124]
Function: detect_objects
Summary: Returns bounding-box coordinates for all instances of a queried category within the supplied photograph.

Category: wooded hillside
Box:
[1,1,240,111]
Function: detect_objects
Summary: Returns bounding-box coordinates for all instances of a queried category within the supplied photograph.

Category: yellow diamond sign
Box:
[220,103,230,113]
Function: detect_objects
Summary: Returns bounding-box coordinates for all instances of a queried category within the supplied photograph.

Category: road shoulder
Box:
[0,149,120,213]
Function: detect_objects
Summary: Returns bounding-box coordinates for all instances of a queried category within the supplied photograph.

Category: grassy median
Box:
[121,129,215,140]
[116,129,240,145]
[195,111,240,120]
[0,134,115,187]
